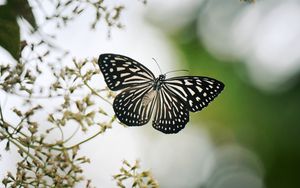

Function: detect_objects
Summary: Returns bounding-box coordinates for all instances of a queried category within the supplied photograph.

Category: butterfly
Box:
[98,53,224,134]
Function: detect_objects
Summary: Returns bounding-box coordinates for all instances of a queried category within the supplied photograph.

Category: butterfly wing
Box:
[152,85,189,134]
[164,76,224,112]
[98,54,155,91]
[113,84,157,126]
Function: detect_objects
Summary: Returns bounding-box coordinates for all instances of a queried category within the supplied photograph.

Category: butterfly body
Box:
[98,53,224,134]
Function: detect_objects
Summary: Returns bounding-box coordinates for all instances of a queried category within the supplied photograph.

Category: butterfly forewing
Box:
[99,54,155,91]
[164,76,224,112]
[153,85,189,134]
[113,84,157,126]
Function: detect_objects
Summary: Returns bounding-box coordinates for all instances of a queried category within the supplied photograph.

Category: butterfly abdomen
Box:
[142,90,156,106]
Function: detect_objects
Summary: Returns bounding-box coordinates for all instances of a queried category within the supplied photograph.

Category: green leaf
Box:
[7,0,37,29]
[0,5,20,60]
[0,0,36,61]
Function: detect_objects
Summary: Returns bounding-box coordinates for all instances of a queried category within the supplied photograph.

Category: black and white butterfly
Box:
[98,53,224,134]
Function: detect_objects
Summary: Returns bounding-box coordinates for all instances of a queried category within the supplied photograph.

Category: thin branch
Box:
[65,127,105,150]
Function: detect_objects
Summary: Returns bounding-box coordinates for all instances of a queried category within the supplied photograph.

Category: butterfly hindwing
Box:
[99,54,155,91]
[152,85,189,134]
[164,76,224,112]
[113,84,157,126]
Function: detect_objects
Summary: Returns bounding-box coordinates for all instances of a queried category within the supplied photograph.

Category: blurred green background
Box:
[175,28,300,188]
[151,1,300,187]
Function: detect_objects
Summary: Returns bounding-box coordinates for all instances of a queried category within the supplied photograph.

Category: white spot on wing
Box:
[196,86,203,93]
[117,67,126,71]
[184,80,193,85]
[187,88,195,96]
[129,67,140,72]
[189,100,193,106]
[120,73,131,77]
[115,57,125,61]
[205,80,214,85]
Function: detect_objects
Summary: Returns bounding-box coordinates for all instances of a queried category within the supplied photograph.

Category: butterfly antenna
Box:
[152,58,162,74]
[164,69,189,75]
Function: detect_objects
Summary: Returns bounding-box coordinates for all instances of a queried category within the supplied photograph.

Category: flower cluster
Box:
[113,160,159,188]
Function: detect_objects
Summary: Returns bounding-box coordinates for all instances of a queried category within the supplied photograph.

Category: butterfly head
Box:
[158,74,166,81]
[152,74,166,91]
